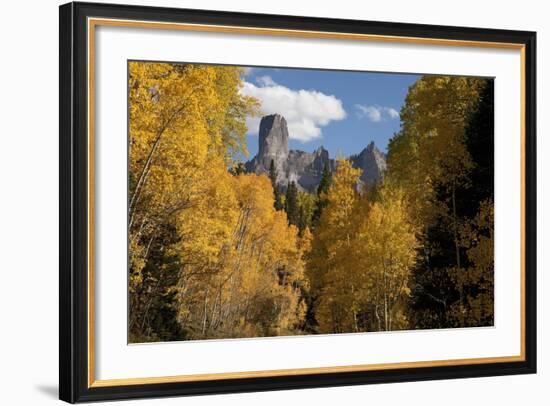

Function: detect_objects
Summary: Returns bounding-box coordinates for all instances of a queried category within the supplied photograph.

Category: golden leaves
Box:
[308,160,417,333]
[387,76,484,228]
[128,62,303,340]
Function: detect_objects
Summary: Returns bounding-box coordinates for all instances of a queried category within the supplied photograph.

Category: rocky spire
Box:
[257,114,289,173]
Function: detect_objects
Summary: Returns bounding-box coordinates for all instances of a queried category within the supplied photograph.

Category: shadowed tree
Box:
[312,163,332,227]
[285,181,299,226]
[269,159,284,211]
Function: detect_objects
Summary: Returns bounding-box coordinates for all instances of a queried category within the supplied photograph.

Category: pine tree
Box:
[458,79,494,217]
[312,163,331,226]
[285,181,299,226]
[317,162,332,196]
[269,159,284,211]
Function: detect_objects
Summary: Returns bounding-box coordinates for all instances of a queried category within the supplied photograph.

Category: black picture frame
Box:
[59,1,537,403]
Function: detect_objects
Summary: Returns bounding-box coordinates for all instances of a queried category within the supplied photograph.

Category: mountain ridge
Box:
[245,114,386,192]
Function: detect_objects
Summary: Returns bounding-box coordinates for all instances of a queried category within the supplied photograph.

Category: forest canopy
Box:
[128,62,494,343]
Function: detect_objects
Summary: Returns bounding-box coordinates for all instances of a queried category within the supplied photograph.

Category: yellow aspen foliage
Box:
[128,62,305,341]
[385,76,493,329]
[308,159,363,333]
[452,199,494,325]
[352,186,417,331]
[308,161,418,333]
[387,76,484,228]
[172,173,306,339]
[307,159,361,291]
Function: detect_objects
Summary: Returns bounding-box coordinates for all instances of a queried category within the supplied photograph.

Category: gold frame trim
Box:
[87,17,527,388]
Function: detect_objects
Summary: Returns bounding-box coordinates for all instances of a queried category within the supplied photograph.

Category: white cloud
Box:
[256,75,278,87]
[356,105,382,122]
[386,107,400,119]
[241,79,346,142]
[355,104,400,122]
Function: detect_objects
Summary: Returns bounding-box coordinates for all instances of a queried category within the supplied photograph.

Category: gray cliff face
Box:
[286,147,335,192]
[246,114,289,184]
[350,141,387,187]
[246,114,386,192]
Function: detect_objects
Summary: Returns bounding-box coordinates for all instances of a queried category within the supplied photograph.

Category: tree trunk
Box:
[201,289,209,336]
[129,103,187,227]
[451,182,465,326]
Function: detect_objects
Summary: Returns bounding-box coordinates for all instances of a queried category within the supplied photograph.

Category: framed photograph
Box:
[59,1,536,403]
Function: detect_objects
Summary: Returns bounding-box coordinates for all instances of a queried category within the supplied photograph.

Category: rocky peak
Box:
[313,146,328,158]
[246,114,386,192]
[350,142,387,186]
[257,114,289,169]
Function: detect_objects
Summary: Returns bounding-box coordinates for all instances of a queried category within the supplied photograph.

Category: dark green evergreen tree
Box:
[457,79,495,217]
[312,163,332,226]
[285,181,299,226]
[129,222,186,342]
[269,159,284,211]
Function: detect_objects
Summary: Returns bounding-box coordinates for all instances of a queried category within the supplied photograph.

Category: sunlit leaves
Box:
[308,161,417,333]
[128,62,300,341]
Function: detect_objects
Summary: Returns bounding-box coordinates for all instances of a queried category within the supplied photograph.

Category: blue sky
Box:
[240,66,420,158]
